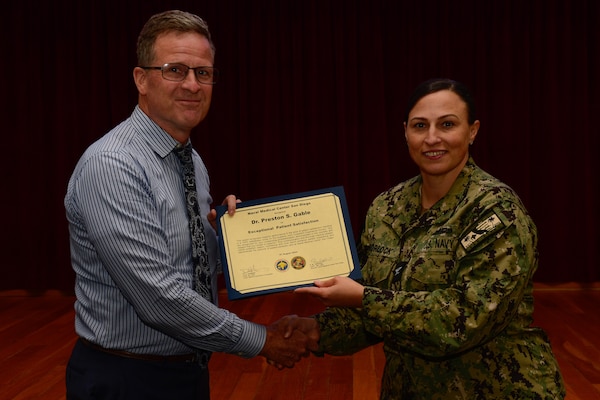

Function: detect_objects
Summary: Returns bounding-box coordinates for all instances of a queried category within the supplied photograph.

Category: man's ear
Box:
[133,67,148,95]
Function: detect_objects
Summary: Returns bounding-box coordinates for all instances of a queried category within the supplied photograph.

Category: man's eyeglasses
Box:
[140,63,219,85]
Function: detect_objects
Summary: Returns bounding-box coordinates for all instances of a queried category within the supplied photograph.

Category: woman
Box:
[296,78,565,399]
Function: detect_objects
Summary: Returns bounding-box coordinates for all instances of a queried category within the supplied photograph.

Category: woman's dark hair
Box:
[404,78,477,124]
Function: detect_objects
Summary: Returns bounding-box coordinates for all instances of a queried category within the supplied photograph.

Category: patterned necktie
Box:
[174,144,212,302]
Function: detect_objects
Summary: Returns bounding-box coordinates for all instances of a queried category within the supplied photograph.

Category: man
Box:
[65,10,318,399]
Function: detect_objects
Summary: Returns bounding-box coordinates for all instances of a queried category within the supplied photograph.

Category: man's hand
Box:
[294,276,364,308]
[274,315,320,349]
[259,315,320,369]
[207,194,240,230]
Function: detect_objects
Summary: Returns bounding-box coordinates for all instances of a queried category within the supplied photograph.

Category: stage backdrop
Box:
[3,0,598,291]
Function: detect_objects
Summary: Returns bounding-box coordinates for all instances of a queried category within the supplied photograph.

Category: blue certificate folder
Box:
[216,186,361,300]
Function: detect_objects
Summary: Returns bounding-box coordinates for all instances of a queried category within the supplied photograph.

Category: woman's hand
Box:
[294,276,364,308]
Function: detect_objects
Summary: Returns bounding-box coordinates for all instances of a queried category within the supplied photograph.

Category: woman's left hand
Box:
[294,276,364,308]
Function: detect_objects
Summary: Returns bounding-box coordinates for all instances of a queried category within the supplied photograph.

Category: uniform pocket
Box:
[404,251,455,290]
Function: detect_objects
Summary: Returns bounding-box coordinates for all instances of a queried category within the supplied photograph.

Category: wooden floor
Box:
[1,283,599,399]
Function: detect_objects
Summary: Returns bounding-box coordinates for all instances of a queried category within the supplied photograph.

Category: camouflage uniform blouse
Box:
[314,158,565,399]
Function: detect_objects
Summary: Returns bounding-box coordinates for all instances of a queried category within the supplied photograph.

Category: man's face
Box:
[134,31,215,142]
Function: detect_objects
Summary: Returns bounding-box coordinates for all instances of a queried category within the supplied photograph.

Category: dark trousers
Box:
[66,339,210,400]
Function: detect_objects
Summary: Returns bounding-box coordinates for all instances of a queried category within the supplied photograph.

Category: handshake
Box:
[259,315,320,369]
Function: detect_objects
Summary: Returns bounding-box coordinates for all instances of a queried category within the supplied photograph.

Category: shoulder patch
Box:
[460,212,504,251]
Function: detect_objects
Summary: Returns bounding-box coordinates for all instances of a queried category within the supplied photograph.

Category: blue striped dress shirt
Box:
[64,106,265,357]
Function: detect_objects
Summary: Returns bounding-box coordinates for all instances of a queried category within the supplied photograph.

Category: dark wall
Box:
[3,0,598,290]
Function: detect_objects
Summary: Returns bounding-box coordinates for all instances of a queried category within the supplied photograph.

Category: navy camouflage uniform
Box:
[314,158,565,399]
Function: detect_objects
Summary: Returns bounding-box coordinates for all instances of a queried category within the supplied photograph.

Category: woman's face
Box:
[404,90,479,181]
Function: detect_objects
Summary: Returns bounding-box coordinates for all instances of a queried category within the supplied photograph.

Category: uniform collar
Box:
[382,157,478,230]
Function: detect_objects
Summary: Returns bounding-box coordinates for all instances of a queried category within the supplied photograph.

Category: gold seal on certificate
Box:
[216,186,361,300]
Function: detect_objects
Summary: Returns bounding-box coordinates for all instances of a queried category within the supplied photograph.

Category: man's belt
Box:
[79,337,210,367]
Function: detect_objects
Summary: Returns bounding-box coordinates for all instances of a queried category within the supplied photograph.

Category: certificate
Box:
[216,186,361,300]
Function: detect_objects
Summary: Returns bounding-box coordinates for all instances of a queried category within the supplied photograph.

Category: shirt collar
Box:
[131,105,184,159]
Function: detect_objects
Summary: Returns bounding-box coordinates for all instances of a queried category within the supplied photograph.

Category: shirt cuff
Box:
[228,320,267,358]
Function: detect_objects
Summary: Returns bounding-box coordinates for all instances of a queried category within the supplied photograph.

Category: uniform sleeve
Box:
[359,200,538,359]
[313,237,382,355]
[314,306,381,356]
